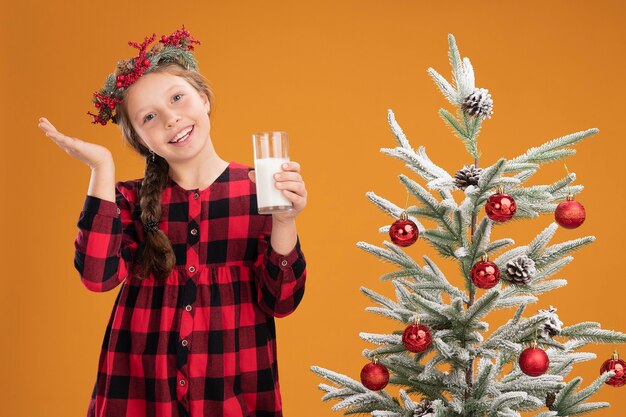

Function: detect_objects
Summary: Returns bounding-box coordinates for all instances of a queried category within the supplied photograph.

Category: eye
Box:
[143,113,155,123]
[173,93,183,102]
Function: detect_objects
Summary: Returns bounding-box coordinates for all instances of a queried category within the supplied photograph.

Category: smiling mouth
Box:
[169,126,194,143]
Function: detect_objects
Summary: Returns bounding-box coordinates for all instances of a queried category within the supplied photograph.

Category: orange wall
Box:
[2,1,625,416]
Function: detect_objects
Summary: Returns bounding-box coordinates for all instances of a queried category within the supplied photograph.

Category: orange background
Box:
[2,1,625,416]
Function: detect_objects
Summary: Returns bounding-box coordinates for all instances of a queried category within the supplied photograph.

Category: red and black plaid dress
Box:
[74,161,306,417]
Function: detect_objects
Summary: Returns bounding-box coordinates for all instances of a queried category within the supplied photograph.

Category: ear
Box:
[201,92,211,114]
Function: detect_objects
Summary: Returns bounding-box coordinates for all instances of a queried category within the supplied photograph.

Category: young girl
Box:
[37,26,307,417]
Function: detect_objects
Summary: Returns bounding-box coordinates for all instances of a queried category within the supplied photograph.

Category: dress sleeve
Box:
[253,214,307,318]
[73,182,138,292]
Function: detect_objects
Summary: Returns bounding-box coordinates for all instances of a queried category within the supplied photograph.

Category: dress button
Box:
[190,228,198,236]
[185,305,192,312]
[179,379,186,387]
[280,259,289,267]
[181,339,188,347]
[116,207,121,215]
[189,265,196,273]
[193,192,200,199]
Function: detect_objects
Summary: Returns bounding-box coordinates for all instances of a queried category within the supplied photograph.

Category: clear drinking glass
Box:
[253,131,293,215]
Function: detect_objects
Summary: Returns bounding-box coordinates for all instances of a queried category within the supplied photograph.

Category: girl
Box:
[37,26,307,417]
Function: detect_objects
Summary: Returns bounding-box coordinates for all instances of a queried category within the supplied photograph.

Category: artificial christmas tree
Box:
[311,34,626,417]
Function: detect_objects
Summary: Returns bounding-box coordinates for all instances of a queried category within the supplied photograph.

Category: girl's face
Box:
[125,71,211,163]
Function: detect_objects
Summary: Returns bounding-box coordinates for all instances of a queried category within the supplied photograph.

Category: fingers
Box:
[276,176,307,215]
[257,160,308,219]
[38,117,71,144]
[274,170,302,183]
[38,117,63,140]
[38,117,60,135]
[275,180,306,195]
[37,117,113,169]
[280,161,301,173]
[249,167,304,188]
[274,162,306,202]
[46,129,78,150]
[38,117,82,157]
[280,188,307,207]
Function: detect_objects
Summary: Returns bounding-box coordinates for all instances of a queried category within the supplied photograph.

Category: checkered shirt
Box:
[74,161,306,417]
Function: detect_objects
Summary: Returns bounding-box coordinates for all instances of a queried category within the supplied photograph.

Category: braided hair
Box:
[115,62,214,280]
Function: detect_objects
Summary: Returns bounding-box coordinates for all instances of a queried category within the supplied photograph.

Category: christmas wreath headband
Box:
[87,25,201,126]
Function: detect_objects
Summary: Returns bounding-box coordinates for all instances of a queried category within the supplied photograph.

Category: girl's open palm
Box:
[38,117,114,169]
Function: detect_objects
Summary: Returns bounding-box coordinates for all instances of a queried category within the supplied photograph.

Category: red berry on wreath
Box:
[402,322,433,353]
[485,186,516,222]
[555,193,586,229]
[600,351,626,387]
[360,357,389,391]
[389,212,419,247]
[519,343,549,377]
[470,254,501,289]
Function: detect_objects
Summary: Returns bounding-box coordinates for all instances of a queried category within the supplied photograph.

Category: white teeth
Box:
[174,133,190,143]
[171,127,192,143]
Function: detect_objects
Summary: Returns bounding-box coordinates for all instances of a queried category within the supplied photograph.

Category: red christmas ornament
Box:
[600,351,626,387]
[470,254,501,289]
[360,358,390,391]
[485,186,517,222]
[519,343,549,377]
[555,194,586,229]
[389,212,419,247]
[402,322,433,353]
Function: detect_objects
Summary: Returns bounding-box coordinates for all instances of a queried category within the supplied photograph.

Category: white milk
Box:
[254,157,293,213]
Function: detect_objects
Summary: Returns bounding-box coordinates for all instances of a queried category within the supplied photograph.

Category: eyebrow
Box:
[134,84,188,119]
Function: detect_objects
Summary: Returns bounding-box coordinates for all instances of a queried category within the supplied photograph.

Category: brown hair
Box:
[115,62,214,280]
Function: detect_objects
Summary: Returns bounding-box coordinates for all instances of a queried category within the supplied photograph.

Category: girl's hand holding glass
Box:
[248,161,307,222]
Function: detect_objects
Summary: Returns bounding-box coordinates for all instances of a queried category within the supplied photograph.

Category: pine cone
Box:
[462,87,493,119]
[538,306,563,339]
[413,400,434,417]
[150,42,165,54]
[546,392,556,409]
[504,255,536,285]
[116,59,130,73]
[454,164,482,190]
[99,107,112,123]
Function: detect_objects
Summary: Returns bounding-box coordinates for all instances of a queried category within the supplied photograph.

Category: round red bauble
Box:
[485,191,517,222]
[402,323,433,353]
[519,346,549,377]
[389,217,419,247]
[360,362,390,391]
[470,260,501,289]
[600,355,626,387]
[555,196,586,229]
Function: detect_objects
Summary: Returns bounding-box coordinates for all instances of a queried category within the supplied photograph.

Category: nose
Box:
[165,110,181,128]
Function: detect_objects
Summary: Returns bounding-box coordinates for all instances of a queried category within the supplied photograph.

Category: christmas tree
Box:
[311,34,626,417]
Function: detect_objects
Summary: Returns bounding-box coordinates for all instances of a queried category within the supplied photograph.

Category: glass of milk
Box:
[253,131,293,215]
